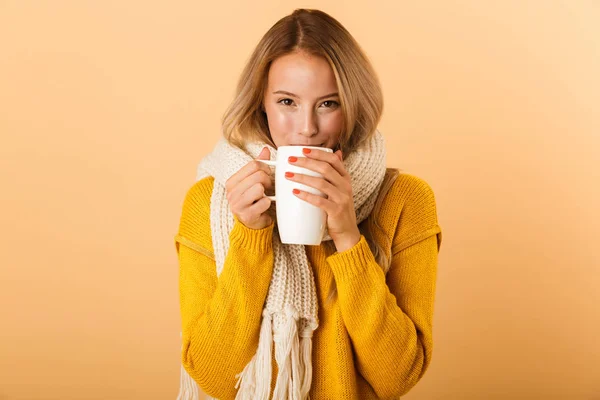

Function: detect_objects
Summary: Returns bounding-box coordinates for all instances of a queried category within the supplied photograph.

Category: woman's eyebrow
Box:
[273,90,339,101]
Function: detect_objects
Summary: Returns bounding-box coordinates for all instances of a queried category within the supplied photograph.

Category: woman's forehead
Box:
[267,52,338,96]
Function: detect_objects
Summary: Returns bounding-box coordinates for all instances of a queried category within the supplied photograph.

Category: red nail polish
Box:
[292,188,300,194]
[285,172,294,178]
[302,148,311,154]
[288,156,298,163]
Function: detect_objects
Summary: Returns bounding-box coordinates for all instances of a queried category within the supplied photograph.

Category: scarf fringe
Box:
[273,305,300,400]
[234,305,312,400]
[299,334,313,398]
[235,310,273,400]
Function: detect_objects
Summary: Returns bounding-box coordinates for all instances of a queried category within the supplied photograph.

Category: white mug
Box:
[257,145,333,245]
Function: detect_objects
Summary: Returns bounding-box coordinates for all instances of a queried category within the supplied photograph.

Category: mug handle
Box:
[256,159,277,201]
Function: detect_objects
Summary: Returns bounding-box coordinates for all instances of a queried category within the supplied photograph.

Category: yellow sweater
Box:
[175,173,442,399]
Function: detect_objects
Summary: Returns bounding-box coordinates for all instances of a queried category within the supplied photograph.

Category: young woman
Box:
[175,8,442,400]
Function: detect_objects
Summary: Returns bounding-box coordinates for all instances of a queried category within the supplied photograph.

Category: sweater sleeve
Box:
[326,178,441,399]
[175,181,275,399]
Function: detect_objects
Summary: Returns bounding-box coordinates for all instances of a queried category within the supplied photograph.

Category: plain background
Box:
[1,1,599,399]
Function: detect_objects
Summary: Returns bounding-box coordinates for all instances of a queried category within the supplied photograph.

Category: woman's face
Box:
[263,51,343,150]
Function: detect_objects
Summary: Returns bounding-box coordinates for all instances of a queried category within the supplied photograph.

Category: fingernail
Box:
[292,188,300,194]
[302,148,311,154]
[288,156,298,163]
[285,172,294,178]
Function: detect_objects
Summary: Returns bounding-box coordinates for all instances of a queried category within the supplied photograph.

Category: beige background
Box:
[1,1,599,399]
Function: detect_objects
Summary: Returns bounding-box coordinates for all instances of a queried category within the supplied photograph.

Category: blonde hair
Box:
[221,8,398,298]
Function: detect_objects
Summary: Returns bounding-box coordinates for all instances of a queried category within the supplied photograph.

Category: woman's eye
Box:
[278,98,294,106]
[321,100,339,108]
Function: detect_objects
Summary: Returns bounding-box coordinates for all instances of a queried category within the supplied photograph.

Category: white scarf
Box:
[177,130,387,400]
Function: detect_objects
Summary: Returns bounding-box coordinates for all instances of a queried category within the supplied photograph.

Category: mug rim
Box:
[276,145,333,152]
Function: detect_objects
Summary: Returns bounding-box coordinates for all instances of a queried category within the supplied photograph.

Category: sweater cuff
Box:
[327,235,376,281]
[230,216,274,252]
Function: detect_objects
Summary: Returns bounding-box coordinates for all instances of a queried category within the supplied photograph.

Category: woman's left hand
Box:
[286,148,361,252]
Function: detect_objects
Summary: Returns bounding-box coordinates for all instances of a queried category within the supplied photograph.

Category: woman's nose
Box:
[299,110,318,137]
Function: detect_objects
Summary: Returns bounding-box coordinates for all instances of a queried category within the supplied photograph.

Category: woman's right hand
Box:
[225,147,274,230]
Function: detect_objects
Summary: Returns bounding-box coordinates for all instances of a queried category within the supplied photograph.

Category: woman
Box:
[175,8,442,400]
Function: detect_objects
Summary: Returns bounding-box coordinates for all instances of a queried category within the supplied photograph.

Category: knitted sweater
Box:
[175,172,442,399]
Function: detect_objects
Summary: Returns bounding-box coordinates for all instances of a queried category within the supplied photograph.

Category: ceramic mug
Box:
[257,145,333,245]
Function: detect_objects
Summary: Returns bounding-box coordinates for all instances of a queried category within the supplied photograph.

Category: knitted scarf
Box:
[177,130,387,400]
